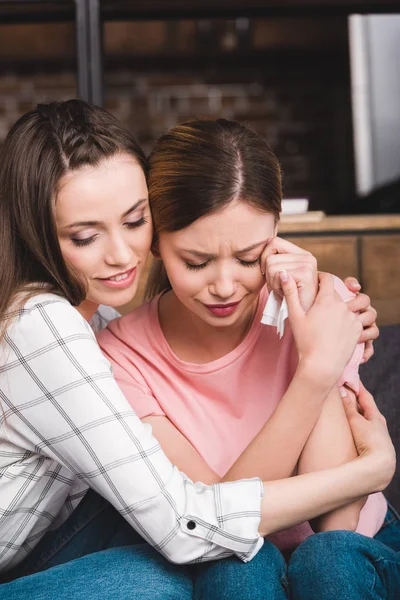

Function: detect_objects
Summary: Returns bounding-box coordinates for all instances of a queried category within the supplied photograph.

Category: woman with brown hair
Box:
[98,118,399,599]
[0,102,392,599]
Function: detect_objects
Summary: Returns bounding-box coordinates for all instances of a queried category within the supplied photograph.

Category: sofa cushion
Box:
[360,324,400,510]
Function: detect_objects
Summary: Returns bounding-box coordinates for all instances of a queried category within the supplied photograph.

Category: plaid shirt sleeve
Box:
[0,296,263,568]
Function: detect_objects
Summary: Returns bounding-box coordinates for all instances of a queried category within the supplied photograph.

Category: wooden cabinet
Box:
[361,235,400,326]
[280,215,400,326]
[284,236,359,281]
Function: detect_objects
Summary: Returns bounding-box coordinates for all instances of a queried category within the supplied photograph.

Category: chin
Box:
[91,285,139,309]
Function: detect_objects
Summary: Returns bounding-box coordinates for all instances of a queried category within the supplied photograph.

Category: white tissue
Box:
[261,292,288,339]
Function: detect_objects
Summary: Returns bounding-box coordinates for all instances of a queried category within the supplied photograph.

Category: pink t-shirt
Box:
[97,278,387,551]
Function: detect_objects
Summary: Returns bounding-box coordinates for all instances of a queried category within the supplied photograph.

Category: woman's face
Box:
[158,201,276,328]
[56,153,152,311]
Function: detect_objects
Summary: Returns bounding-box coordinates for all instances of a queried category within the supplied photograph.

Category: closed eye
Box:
[185,257,261,270]
[125,216,148,229]
[237,257,261,267]
[185,261,209,271]
[71,235,97,247]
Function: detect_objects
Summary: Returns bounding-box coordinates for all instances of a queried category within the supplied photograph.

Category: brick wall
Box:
[0,17,354,212]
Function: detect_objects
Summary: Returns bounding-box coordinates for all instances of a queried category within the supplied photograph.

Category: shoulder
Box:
[96,298,155,349]
[3,292,95,355]
[1,292,112,382]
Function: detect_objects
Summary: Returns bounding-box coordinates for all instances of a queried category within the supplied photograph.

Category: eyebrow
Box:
[182,240,268,260]
[63,198,147,229]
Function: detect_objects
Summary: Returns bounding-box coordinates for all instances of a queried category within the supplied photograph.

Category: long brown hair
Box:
[0,99,147,340]
[145,118,282,299]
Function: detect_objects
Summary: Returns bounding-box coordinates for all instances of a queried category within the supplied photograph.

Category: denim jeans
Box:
[0,490,194,600]
[2,490,398,600]
[193,538,289,599]
[288,503,400,600]
[0,489,288,600]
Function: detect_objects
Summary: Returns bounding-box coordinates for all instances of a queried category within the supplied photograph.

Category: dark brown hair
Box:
[146,118,282,298]
[0,99,147,339]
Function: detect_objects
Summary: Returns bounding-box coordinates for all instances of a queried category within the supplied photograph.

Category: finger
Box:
[270,271,284,297]
[359,323,379,344]
[342,391,361,422]
[263,237,310,258]
[266,254,313,268]
[316,272,335,298]
[347,293,374,316]
[279,270,304,323]
[357,307,377,329]
[361,340,374,363]
[344,277,362,292]
[267,263,316,287]
[357,382,379,420]
[263,267,281,294]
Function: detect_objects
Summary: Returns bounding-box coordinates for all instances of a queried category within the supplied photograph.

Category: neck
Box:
[159,291,258,363]
[76,298,99,322]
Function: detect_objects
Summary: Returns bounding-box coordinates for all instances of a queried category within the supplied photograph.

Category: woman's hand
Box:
[342,383,396,491]
[343,277,379,363]
[281,270,363,389]
[261,237,318,312]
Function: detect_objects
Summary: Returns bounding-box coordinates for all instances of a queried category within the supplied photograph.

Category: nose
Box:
[209,267,237,300]
[104,233,133,267]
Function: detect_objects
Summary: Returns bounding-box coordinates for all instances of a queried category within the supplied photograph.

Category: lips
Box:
[100,267,134,281]
[98,266,137,290]
[204,301,241,317]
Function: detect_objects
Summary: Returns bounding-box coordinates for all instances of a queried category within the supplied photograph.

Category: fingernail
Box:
[279,270,288,283]
[360,357,366,364]
[340,387,348,398]
[350,280,361,289]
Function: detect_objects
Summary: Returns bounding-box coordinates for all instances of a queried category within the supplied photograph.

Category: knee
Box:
[194,541,288,600]
[288,530,364,580]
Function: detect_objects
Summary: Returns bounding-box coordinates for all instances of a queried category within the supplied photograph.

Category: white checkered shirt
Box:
[0,294,263,573]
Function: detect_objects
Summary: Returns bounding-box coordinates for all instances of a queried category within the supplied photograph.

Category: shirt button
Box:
[187,520,196,530]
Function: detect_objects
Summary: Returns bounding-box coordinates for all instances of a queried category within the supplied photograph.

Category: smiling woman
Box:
[55,156,152,319]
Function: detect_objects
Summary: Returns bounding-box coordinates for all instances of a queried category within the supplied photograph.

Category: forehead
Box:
[166,201,276,251]
[55,154,147,223]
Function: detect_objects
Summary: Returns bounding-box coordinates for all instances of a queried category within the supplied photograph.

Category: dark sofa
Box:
[360,324,400,510]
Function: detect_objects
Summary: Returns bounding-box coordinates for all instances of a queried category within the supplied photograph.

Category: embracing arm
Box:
[3,298,264,564]
[3,298,393,569]
[297,387,366,532]
[142,386,393,541]
[261,384,395,535]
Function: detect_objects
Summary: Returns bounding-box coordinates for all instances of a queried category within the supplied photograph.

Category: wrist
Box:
[295,359,336,395]
[357,452,396,493]
[354,453,394,494]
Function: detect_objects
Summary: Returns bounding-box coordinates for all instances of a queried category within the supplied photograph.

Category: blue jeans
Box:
[288,503,400,599]
[194,539,289,599]
[3,490,398,599]
[0,490,193,599]
[0,489,288,600]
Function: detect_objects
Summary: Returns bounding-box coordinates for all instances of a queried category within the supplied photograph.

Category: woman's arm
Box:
[297,387,366,532]
[145,273,363,486]
[2,299,394,567]
[2,298,263,564]
[141,415,221,484]
[260,384,395,535]
[144,382,394,540]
